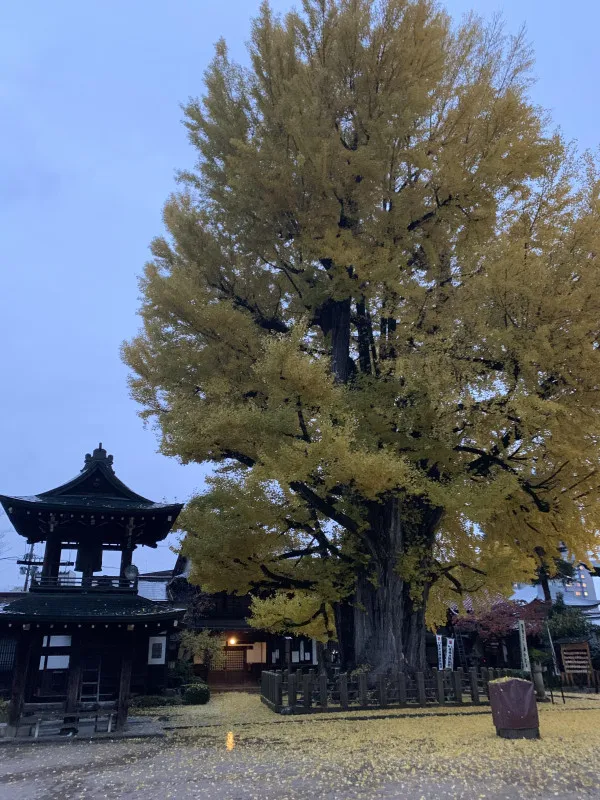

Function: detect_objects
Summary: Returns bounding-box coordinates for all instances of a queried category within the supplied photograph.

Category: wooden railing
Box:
[261,667,529,714]
[14,701,118,738]
[30,575,138,593]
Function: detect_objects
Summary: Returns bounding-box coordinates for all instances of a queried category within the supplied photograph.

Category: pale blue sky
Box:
[0,1,598,588]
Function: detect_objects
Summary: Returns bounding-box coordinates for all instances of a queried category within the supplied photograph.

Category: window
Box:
[39,654,70,670]
[225,649,245,670]
[151,642,163,660]
[0,638,16,671]
[39,635,71,671]
[46,655,70,670]
[147,636,166,665]
[48,635,71,648]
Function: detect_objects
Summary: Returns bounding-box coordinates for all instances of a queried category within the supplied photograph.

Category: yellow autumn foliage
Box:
[124,1,600,659]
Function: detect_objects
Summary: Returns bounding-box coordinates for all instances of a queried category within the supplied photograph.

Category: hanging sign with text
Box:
[445,638,455,670]
[436,634,444,670]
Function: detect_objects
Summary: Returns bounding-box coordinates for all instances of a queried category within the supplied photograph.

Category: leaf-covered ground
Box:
[2,692,600,799]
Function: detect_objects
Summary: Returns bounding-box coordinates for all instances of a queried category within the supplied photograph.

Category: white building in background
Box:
[512,561,600,626]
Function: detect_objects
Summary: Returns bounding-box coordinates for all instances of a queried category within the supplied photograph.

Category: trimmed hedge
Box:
[130,694,181,709]
[182,683,211,705]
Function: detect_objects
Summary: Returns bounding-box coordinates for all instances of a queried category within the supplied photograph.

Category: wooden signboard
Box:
[560,642,592,685]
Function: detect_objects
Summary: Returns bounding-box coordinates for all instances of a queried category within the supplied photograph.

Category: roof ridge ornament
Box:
[83,443,115,473]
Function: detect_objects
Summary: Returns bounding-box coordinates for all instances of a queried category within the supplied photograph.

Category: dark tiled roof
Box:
[0,445,183,543]
[0,592,185,623]
[1,494,180,512]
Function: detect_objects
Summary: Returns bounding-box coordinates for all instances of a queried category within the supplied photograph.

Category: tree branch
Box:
[290,482,359,534]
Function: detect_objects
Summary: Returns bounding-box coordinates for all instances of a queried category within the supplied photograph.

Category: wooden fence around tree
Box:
[260,667,528,714]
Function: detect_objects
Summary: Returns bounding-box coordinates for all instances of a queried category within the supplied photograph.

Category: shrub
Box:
[349,664,370,677]
[546,594,593,641]
[130,694,180,709]
[182,683,210,705]
[168,659,195,688]
[529,648,552,666]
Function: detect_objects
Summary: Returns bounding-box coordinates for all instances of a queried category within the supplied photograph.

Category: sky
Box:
[0,0,598,589]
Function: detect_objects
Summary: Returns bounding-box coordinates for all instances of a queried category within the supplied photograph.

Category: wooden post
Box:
[41,536,62,579]
[453,669,463,704]
[7,631,35,733]
[116,635,134,731]
[416,672,426,706]
[319,674,328,709]
[434,668,445,705]
[469,667,480,704]
[64,633,83,723]
[119,546,133,580]
[275,672,283,708]
[481,667,489,697]
[285,638,292,671]
[339,673,349,709]
[398,672,407,704]
[303,672,312,709]
[288,672,297,709]
[358,673,368,707]
[378,675,388,708]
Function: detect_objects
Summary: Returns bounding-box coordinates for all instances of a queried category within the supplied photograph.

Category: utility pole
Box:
[22,542,35,591]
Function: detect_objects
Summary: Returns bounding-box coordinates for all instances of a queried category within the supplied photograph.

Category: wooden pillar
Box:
[469,668,480,704]
[65,633,83,715]
[378,674,388,708]
[319,674,328,709]
[454,668,464,704]
[42,536,62,579]
[116,634,135,731]
[397,672,407,704]
[285,637,292,671]
[303,672,312,709]
[7,630,35,733]
[434,668,445,705]
[288,672,297,709]
[416,672,426,706]
[358,673,368,707]
[120,546,133,579]
[339,673,349,709]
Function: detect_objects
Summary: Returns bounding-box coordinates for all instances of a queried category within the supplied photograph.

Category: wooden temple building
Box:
[168,556,320,686]
[0,444,184,736]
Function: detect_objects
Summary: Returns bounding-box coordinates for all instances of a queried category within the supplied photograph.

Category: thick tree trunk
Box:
[333,599,356,670]
[353,497,441,677]
[539,574,552,604]
[318,297,352,383]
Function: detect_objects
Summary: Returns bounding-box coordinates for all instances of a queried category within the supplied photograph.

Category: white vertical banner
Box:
[518,619,531,673]
[436,634,444,670]
[445,638,455,670]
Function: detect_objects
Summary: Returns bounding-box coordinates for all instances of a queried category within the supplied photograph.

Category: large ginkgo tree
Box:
[124,0,600,674]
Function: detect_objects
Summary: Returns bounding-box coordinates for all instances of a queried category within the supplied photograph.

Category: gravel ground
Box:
[0,694,598,799]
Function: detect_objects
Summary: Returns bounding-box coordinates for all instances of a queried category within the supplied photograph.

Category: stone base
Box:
[496,727,540,740]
